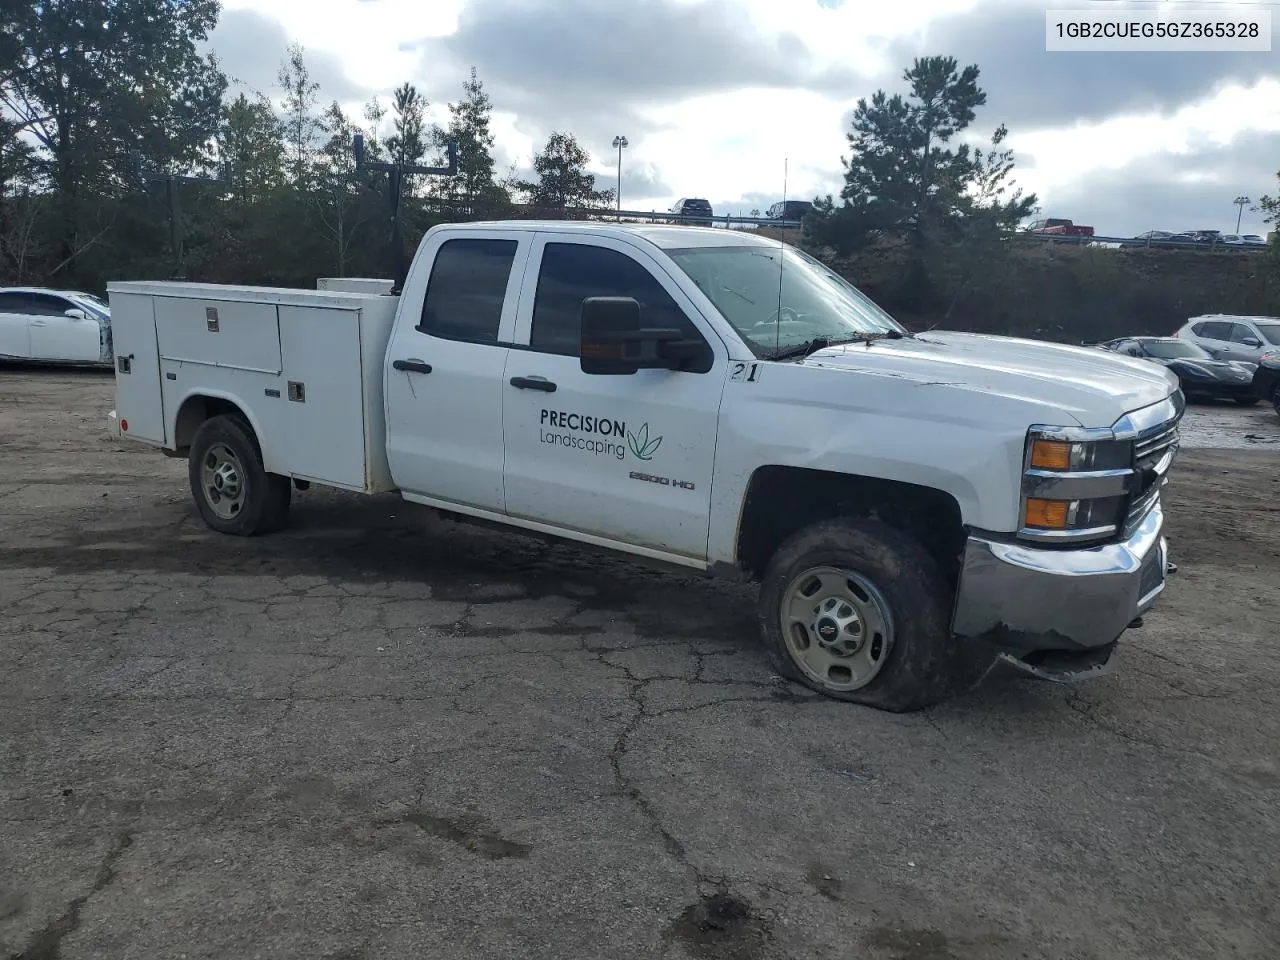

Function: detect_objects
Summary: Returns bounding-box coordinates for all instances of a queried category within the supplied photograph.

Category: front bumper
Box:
[951,501,1171,681]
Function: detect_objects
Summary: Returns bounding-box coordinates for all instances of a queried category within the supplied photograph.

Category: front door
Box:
[384,231,532,514]
[27,292,103,362]
[501,234,727,561]
[1224,321,1265,363]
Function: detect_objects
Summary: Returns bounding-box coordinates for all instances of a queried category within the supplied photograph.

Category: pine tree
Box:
[277,43,324,189]
[807,55,1033,255]
[218,93,285,207]
[436,67,507,214]
[519,132,613,214]
[385,83,428,171]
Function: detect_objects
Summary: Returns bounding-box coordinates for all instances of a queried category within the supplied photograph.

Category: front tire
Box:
[188,414,291,536]
[1272,385,1280,418]
[757,517,992,712]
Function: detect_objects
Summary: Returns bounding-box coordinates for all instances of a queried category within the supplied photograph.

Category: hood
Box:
[1164,358,1254,380]
[799,330,1177,427]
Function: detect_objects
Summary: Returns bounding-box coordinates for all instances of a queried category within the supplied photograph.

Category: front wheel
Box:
[188,414,291,536]
[757,517,992,711]
[1272,386,1280,418]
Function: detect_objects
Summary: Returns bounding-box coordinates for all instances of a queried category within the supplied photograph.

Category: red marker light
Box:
[120,419,128,432]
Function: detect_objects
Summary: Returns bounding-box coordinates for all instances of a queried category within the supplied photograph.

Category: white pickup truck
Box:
[107,221,1183,711]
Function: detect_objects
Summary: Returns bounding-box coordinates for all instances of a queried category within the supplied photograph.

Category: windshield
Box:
[1256,322,1280,346]
[1144,340,1211,360]
[666,244,905,357]
[71,293,110,318]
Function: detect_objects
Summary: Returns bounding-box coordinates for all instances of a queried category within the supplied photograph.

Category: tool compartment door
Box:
[107,291,166,443]
[155,297,283,373]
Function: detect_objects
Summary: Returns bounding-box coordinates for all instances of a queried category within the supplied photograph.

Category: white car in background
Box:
[0,286,114,366]
[1174,314,1280,366]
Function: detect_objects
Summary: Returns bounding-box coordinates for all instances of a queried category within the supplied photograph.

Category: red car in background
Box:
[1025,217,1095,237]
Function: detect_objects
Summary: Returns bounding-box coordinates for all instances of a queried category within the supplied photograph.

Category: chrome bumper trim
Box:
[952,501,1168,656]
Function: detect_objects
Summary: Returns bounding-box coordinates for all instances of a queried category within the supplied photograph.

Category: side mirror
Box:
[579,296,700,375]
[1243,337,1261,348]
[64,308,87,320]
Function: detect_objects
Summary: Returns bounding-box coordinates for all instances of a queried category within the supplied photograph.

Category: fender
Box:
[169,387,280,474]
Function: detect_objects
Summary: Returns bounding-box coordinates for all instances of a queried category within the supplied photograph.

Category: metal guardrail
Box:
[1021,232,1271,252]
[418,200,1270,250]
[526,207,804,229]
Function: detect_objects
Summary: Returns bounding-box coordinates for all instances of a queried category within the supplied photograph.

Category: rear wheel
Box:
[188,414,291,536]
[757,517,993,712]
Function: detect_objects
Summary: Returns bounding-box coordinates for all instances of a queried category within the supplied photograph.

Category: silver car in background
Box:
[1174,313,1280,366]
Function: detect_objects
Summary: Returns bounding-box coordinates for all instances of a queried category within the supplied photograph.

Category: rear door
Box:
[1191,320,1233,358]
[0,292,33,359]
[384,230,531,513]
[27,292,103,362]
[107,290,167,443]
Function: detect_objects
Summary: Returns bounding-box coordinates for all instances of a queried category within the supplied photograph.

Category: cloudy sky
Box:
[206,0,1279,237]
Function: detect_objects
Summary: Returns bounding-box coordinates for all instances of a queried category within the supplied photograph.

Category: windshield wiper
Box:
[765,329,907,362]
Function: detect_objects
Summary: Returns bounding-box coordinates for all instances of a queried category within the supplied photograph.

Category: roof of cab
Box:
[436,220,782,250]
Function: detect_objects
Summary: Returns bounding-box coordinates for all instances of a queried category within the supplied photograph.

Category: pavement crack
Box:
[10,829,134,960]
[608,666,690,864]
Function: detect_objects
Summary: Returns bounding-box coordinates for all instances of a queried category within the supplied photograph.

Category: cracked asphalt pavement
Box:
[2,366,1279,960]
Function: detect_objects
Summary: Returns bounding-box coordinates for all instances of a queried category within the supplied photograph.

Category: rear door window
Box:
[1196,320,1232,340]
[418,238,518,344]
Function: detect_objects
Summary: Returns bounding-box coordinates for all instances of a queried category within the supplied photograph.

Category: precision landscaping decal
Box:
[538,408,662,462]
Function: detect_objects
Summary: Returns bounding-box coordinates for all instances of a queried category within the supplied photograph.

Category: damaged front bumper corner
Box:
[951,501,1171,682]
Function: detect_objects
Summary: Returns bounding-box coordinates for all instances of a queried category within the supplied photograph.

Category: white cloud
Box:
[220,0,1280,231]
[221,0,466,90]
[1012,77,1280,227]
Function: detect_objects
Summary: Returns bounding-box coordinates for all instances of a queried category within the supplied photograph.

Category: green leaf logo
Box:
[627,422,663,461]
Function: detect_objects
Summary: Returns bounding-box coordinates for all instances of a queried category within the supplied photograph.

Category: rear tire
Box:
[188,414,291,536]
[757,516,993,712]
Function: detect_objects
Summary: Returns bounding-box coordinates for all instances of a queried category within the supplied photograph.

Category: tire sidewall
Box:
[188,415,274,536]
[758,517,979,711]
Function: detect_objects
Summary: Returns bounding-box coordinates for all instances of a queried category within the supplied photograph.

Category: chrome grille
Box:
[1135,424,1178,463]
[1122,417,1181,538]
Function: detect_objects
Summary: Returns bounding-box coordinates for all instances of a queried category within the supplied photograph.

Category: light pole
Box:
[612,135,628,219]
[1234,196,1250,234]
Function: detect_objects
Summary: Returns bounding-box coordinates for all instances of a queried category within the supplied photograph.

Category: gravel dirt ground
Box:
[2,366,1278,960]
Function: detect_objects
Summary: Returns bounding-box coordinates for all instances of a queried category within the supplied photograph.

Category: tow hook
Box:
[1166,560,1178,575]
[1128,616,1144,629]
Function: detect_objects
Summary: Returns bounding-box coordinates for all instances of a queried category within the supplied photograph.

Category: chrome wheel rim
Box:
[200,442,246,520]
[780,566,895,692]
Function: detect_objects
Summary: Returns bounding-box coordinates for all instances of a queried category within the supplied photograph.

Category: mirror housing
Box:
[579,296,701,375]
[1242,336,1262,348]
[64,308,87,320]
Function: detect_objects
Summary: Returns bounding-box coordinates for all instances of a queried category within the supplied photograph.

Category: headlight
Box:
[1020,428,1135,544]
[1021,397,1183,547]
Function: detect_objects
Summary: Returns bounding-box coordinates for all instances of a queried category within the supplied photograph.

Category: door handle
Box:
[392,358,432,374]
[31,320,47,327]
[510,376,556,392]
